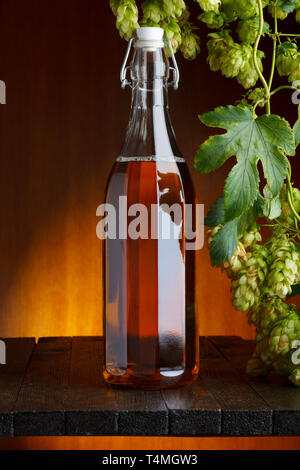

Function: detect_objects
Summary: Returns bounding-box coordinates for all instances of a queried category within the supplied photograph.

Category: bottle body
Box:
[103,158,198,389]
[103,28,199,389]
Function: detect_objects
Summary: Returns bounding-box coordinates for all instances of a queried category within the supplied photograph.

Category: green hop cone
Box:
[288,56,300,83]
[163,0,186,18]
[249,297,291,342]
[207,30,234,72]
[237,48,264,89]
[240,224,262,248]
[268,3,288,20]
[278,184,300,228]
[264,229,300,299]
[222,0,267,21]
[246,354,270,376]
[196,0,221,12]
[181,30,201,60]
[220,45,246,78]
[276,42,298,77]
[289,368,300,386]
[198,11,224,29]
[141,0,166,24]
[269,311,300,355]
[112,0,139,40]
[236,17,270,45]
[231,244,269,312]
[163,18,182,53]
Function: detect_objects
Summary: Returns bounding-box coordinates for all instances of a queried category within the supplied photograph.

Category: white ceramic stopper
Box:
[135,27,164,48]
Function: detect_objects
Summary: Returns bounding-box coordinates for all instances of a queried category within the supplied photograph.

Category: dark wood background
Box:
[0,0,299,450]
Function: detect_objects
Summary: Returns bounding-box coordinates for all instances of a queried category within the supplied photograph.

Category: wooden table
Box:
[0,336,299,437]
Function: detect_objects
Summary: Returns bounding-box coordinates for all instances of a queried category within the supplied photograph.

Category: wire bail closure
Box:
[120,37,180,90]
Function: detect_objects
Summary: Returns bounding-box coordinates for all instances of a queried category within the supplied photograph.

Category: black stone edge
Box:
[0,408,287,436]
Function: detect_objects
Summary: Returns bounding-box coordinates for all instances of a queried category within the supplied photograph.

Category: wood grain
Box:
[0,338,35,436]
[0,336,299,439]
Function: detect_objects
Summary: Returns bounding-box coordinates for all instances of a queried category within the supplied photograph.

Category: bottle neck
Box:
[119,47,182,161]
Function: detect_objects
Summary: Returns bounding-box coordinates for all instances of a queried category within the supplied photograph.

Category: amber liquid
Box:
[103,159,198,389]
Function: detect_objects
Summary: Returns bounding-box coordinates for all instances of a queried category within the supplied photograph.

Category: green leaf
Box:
[287,284,300,300]
[294,116,300,148]
[194,105,294,221]
[209,219,238,266]
[205,196,225,226]
[278,0,299,13]
[224,160,260,222]
[262,185,282,220]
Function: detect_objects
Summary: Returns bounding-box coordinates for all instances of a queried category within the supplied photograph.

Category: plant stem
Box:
[253,0,271,114]
[271,85,300,95]
[285,158,300,225]
[268,2,278,91]
[278,33,300,37]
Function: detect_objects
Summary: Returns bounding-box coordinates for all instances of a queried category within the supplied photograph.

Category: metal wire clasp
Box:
[120,36,180,90]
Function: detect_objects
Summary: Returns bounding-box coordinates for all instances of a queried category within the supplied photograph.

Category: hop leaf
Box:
[195,105,295,221]
[278,0,299,13]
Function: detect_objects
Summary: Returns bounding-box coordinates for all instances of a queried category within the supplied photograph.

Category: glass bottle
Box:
[102,27,199,389]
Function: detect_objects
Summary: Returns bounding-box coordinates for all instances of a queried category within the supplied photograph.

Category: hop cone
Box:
[231,244,269,312]
[276,42,298,77]
[198,11,224,28]
[278,184,300,228]
[141,0,166,24]
[237,48,264,89]
[268,3,288,20]
[163,0,186,18]
[207,31,234,72]
[236,17,269,45]
[111,0,139,40]
[196,0,221,12]
[290,368,300,386]
[220,45,247,78]
[248,296,291,340]
[181,30,201,60]
[264,230,300,299]
[246,354,270,376]
[269,311,300,355]
[164,19,182,53]
[241,224,262,248]
[222,0,262,21]
[288,57,300,83]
